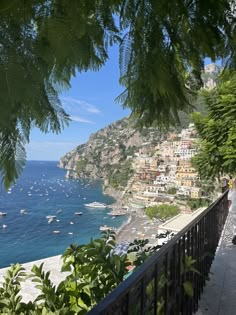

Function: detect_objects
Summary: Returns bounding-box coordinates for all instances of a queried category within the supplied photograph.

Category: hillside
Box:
[59,117,164,190]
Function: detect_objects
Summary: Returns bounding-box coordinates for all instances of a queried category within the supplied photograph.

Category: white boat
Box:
[74,212,83,215]
[99,225,113,231]
[0,212,7,216]
[84,202,107,209]
[2,224,7,229]
[20,209,27,214]
[46,215,56,223]
[46,215,56,219]
[48,218,54,224]
[52,230,60,234]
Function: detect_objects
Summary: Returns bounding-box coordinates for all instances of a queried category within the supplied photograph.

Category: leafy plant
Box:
[0,264,33,314]
[61,231,131,309]
[181,255,201,298]
[146,204,180,220]
[192,73,236,179]
[167,187,177,195]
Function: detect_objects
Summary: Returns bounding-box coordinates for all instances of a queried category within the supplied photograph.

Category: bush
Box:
[186,198,209,210]
[107,160,134,189]
[146,204,180,220]
[0,232,131,314]
[76,158,88,174]
[167,187,177,195]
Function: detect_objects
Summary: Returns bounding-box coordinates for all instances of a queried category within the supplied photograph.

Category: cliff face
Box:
[59,117,163,190]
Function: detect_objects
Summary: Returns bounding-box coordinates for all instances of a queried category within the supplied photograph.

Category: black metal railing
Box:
[88,191,229,315]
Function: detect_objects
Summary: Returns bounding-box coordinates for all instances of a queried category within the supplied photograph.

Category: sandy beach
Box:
[104,189,160,245]
[115,213,160,245]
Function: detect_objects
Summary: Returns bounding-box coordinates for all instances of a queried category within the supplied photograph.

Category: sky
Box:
[26,45,130,161]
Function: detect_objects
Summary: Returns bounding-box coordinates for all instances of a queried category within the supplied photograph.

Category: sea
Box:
[0,161,127,268]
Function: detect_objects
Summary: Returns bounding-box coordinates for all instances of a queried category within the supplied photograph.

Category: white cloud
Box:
[70,115,94,124]
[61,96,101,114]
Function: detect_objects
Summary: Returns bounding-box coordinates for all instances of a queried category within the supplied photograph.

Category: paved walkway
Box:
[0,255,67,303]
[196,204,236,315]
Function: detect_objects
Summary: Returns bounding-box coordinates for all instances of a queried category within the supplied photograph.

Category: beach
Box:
[116,213,160,245]
[104,188,161,245]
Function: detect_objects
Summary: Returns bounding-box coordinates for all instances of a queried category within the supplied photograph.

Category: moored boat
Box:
[84,202,107,209]
[99,225,113,231]
[46,215,56,219]
[108,210,127,216]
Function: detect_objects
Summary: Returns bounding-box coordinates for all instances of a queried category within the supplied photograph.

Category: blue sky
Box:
[26,45,130,161]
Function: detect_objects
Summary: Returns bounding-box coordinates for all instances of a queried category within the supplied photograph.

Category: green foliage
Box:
[62,231,131,309]
[0,0,119,187]
[181,255,201,298]
[192,72,236,179]
[106,160,134,189]
[146,204,180,220]
[0,235,202,314]
[0,232,131,314]
[186,198,209,210]
[76,158,88,174]
[167,187,177,195]
[0,264,33,314]
[0,0,235,187]
[117,0,235,128]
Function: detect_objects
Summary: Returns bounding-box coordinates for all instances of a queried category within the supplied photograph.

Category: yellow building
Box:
[190,188,202,199]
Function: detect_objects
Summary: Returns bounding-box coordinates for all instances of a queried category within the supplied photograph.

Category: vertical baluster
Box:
[154,263,158,315]
[176,240,182,315]
[182,235,187,315]
[189,228,194,313]
[193,224,199,312]
[164,253,169,315]
[200,217,205,291]
[186,230,191,314]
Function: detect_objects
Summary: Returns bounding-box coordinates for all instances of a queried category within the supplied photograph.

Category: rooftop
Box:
[158,207,206,232]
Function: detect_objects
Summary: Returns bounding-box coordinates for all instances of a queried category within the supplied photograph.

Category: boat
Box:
[20,209,27,214]
[99,225,113,231]
[46,215,56,219]
[0,212,7,216]
[84,202,107,209]
[108,210,127,216]
[74,212,83,215]
[2,224,7,229]
[52,230,60,234]
[46,215,56,223]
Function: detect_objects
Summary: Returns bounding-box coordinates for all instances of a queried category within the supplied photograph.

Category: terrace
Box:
[88,191,230,314]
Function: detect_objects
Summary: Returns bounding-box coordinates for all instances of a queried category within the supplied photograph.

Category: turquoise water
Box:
[0,161,126,268]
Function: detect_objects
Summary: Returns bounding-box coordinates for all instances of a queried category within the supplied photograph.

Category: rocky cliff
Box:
[59,117,163,190]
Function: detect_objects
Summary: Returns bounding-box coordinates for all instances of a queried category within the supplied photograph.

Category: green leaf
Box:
[183,281,194,297]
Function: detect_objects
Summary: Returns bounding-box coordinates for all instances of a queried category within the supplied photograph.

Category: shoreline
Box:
[115,213,160,245]
[103,186,161,245]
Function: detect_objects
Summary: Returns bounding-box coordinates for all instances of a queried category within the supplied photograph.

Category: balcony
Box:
[88,191,228,315]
